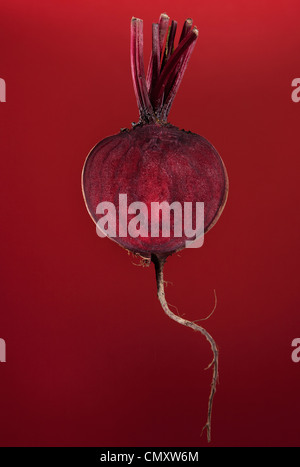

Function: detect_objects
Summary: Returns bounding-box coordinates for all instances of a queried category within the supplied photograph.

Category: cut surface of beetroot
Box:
[82,123,228,256]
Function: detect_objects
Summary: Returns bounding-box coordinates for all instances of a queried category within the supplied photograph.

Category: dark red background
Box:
[0,0,299,447]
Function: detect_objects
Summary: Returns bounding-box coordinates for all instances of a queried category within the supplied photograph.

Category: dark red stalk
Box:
[146,13,170,91]
[148,23,160,97]
[130,19,143,117]
[158,13,170,53]
[161,39,197,121]
[162,18,193,103]
[154,20,178,110]
[131,18,155,123]
[179,17,193,42]
[161,20,178,71]
[151,27,198,118]
[132,15,198,123]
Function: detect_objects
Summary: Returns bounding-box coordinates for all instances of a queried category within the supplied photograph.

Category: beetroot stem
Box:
[164,18,193,96]
[161,38,197,121]
[152,27,198,119]
[131,18,155,123]
[131,19,144,116]
[179,18,193,42]
[161,20,178,71]
[163,19,194,116]
[152,254,219,443]
[158,13,170,54]
[146,13,170,91]
[155,20,177,110]
[132,15,198,124]
[148,23,160,97]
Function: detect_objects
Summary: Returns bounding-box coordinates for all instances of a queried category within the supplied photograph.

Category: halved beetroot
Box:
[82,14,229,442]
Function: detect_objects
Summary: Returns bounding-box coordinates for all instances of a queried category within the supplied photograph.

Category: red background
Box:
[0,0,299,447]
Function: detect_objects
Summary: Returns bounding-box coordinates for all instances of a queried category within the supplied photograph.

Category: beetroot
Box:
[82,14,228,442]
[83,124,227,256]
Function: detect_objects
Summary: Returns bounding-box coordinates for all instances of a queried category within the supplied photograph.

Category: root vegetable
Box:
[82,13,228,442]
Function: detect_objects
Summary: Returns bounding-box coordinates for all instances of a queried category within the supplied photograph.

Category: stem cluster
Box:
[131,14,198,124]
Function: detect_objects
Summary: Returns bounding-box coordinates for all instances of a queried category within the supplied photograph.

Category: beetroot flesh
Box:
[82,123,228,257]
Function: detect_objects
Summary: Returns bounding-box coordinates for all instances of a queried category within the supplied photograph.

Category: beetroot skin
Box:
[82,14,228,442]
